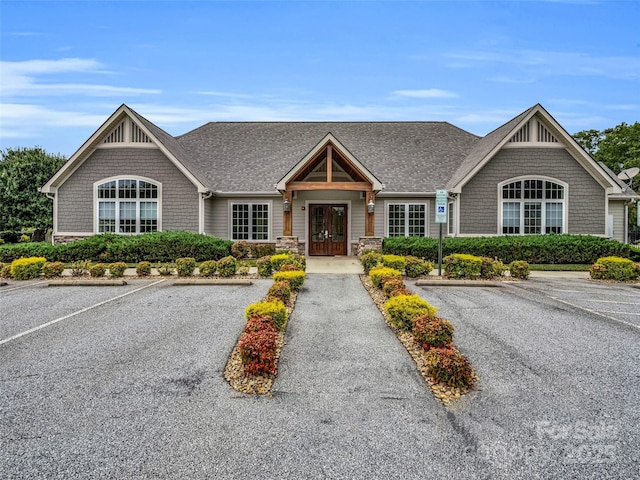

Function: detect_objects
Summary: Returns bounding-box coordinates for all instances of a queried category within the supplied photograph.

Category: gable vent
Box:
[103,120,126,143]
[537,122,558,143]
[509,122,530,143]
[131,122,152,143]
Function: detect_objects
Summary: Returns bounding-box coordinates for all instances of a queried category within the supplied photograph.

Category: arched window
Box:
[500,179,565,234]
[96,178,160,234]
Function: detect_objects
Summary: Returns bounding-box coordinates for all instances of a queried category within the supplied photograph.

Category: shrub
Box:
[405,256,433,278]
[175,257,196,277]
[238,261,250,276]
[245,300,288,330]
[70,259,92,277]
[238,328,278,376]
[217,256,238,277]
[198,260,218,277]
[156,263,174,276]
[135,261,152,276]
[268,280,292,303]
[369,266,402,288]
[509,260,530,280]
[412,316,454,350]
[10,257,46,280]
[270,253,292,271]
[360,251,383,274]
[382,254,406,272]
[589,256,638,281]
[253,243,276,258]
[444,254,482,279]
[244,314,277,334]
[383,234,632,265]
[231,241,253,259]
[480,257,506,279]
[273,270,305,290]
[425,348,475,389]
[89,263,107,278]
[382,277,406,299]
[256,256,273,277]
[108,262,127,278]
[42,261,65,278]
[18,234,30,243]
[384,294,439,331]
[0,262,11,278]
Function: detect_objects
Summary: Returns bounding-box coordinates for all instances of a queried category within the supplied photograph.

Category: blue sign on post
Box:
[435,189,448,223]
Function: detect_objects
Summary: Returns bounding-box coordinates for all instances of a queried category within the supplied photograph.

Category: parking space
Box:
[517,278,640,330]
[0,280,161,343]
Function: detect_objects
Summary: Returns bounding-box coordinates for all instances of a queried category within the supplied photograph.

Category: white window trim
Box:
[228,200,273,242]
[93,176,162,234]
[385,201,429,237]
[497,176,568,235]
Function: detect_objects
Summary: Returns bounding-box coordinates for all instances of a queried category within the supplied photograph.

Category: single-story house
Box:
[41,103,638,255]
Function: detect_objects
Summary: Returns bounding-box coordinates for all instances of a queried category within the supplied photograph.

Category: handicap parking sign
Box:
[437,206,445,213]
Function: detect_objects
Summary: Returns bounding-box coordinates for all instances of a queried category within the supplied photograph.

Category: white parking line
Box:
[585,299,640,305]
[0,280,166,346]
[550,296,640,332]
[0,281,49,292]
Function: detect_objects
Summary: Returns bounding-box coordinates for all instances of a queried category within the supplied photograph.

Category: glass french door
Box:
[309,204,347,255]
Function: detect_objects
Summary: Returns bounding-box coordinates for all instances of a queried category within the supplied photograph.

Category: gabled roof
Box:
[275,133,383,192]
[41,104,209,193]
[447,104,624,194]
[177,121,479,193]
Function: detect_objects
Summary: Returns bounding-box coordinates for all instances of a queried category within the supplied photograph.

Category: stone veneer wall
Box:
[356,236,383,257]
[276,236,303,254]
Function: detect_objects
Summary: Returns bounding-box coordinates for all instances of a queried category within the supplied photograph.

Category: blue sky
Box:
[1,0,639,157]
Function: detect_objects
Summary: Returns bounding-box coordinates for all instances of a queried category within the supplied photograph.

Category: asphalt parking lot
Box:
[1,275,638,479]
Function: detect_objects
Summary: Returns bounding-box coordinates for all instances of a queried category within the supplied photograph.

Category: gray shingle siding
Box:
[57,148,199,233]
[459,147,606,235]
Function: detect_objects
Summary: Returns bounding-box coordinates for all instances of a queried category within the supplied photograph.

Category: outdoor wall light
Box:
[283,198,291,212]
[367,198,375,214]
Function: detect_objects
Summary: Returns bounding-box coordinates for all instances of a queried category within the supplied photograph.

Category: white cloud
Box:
[393,89,458,99]
[0,58,161,98]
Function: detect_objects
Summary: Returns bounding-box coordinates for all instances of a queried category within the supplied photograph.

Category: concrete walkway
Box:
[274,274,425,396]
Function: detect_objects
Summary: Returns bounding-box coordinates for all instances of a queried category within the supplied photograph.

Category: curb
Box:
[48,280,128,287]
[171,278,253,286]
[415,279,503,287]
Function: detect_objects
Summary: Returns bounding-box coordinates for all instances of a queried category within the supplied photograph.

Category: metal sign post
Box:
[435,189,448,276]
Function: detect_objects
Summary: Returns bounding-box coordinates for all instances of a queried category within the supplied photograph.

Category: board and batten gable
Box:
[458,147,607,236]
[56,147,200,234]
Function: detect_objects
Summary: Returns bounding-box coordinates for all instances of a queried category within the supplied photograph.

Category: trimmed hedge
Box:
[369,266,402,288]
[383,234,632,265]
[384,294,439,331]
[245,300,288,331]
[0,231,233,263]
[273,270,305,290]
[590,256,639,281]
[10,257,46,280]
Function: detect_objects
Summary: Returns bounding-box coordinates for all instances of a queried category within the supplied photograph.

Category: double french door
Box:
[309,204,347,255]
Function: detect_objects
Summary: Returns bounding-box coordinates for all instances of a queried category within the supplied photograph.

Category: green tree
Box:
[0,147,67,231]
[574,122,640,191]
[574,122,640,237]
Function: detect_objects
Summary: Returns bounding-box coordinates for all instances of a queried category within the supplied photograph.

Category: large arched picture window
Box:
[96,178,160,234]
[500,178,565,234]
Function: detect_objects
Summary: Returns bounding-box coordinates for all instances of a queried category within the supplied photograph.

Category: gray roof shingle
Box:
[175,122,480,193]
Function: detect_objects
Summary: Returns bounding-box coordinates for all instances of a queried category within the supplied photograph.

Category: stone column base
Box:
[357,236,383,257]
[276,236,302,254]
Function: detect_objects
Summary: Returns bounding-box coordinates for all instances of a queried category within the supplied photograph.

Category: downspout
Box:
[199,191,214,235]
[45,193,56,245]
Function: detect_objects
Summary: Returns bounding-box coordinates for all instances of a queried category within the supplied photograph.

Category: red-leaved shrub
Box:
[412,315,454,350]
[238,328,278,376]
[425,348,475,389]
